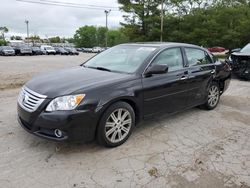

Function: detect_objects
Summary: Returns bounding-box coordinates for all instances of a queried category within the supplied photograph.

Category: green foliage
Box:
[96,27,107,47]
[117,0,250,49]
[73,25,128,47]
[118,0,162,42]
[73,0,250,49]
[0,39,7,46]
[49,36,61,43]
[74,26,97,48]
[107,29,129,46]
[0,26,9,40]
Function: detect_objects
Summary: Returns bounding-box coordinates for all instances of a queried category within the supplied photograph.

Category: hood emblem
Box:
[22,93,29,103]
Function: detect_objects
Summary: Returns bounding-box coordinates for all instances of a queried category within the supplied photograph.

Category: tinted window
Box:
[153,48,184,71]
[185,48,212,66]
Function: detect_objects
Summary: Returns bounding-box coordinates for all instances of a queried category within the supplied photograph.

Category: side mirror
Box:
[144,64,168,76]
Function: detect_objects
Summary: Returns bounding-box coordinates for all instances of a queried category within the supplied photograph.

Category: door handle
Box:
[180,76,188,80]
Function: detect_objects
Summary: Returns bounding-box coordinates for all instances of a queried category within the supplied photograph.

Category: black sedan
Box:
[17,43,231,147]
[54,47,69,55]
[32,47,44,55]
[14,45,32,56]
[227,43,250,80]
[65,47,79,55]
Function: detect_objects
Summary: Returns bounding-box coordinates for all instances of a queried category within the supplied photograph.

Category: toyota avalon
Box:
[17,43,231,147]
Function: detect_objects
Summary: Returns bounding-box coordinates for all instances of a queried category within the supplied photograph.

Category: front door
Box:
[142,47,190,116]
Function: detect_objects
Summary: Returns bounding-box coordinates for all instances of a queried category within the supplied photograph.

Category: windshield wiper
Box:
[96,67,111,72]
[85,66,111,72]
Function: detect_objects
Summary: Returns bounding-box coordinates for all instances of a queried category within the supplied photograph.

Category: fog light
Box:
[54,129,63,138]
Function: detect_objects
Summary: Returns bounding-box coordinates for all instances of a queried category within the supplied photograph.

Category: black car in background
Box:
[14,45,32,55]
[31,47,44,55]
[0,46,15,56]
[76,48,83,52]
[54,47,69,55]
[64,47,79,55]
[227,43,250,80]
[17,43,231,147]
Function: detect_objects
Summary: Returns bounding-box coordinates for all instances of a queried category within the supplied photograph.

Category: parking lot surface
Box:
[0,54,250,188]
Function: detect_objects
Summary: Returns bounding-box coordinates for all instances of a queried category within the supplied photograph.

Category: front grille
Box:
[18,86,47,112]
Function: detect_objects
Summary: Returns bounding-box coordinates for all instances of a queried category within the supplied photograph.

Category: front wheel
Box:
[97,102,135,147]
[203,82,220,110]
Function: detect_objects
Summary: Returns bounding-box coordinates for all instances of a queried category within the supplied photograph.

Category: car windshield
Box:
[84,45,156,73]
[20,46,29,49]
[3,46,13,50]
[46,47,53,50]
[241,44,250,53]
[32,47,39,50]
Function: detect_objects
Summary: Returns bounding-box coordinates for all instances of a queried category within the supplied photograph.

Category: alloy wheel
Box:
[105,108,132,144]
[208,85,220,107]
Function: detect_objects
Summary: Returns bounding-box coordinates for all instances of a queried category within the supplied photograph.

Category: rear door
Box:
[183,47,216,107]
[142,47,190,116]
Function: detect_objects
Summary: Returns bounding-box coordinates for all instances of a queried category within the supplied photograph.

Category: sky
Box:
[0,0,124,38]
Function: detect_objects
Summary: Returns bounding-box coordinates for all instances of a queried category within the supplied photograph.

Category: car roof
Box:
[119,42,202,49]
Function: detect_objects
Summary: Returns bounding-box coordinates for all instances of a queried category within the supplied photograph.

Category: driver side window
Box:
[153,48,184,71]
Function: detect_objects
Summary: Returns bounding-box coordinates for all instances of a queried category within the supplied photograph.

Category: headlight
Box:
[46,94,85,111]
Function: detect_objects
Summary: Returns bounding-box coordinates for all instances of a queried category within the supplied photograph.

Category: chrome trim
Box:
[24,86,47,99]
[18,86,47,112]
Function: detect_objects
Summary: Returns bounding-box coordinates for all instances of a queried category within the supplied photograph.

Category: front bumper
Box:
[17,103,99,142]
[3,51,15,56]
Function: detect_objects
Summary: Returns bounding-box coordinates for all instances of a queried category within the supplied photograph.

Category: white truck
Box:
[40,45,56,55]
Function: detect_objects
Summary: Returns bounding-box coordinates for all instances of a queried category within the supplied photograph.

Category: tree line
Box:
[1,0,250,49]
[74,0,250,49]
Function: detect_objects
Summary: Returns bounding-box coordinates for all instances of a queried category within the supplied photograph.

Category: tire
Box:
[202,82,220,110]
[97,102,135,147]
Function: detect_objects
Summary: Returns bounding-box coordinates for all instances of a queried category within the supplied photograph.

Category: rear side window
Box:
[153,48,184,71]
[185,48,213,66]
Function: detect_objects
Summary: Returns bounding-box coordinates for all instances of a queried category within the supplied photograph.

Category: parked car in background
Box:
[64,47,79,55]
[76,48,82,52]
[14,45,32,56]
[226,43,250,80]
[208,47,226,53]
[54,47,69,55]
[40,45,56,55]
[0,46,15,56]
[83,48,93,53]
[31,47,44,55]
[92,46,102,53]
[17,42,231,147]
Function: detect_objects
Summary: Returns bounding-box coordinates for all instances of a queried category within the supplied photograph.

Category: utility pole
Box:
[104,9,111,48]
[25,20,29,39]
[160,0,164,42]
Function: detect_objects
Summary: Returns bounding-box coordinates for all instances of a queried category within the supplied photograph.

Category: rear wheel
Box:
[97,102,135,147]
[203,82,220,110]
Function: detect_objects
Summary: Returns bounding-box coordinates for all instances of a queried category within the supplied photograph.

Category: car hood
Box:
[3,49,14,52]
[25,66,132,98]
[232,52,250,56]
